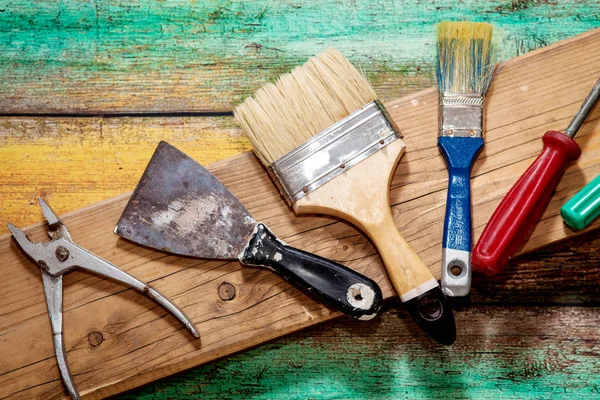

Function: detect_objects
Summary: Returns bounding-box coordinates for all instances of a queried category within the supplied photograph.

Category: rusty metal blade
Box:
[115,141,257,259]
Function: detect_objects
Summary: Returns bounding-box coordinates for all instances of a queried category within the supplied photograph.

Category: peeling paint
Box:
[0,1,597,112]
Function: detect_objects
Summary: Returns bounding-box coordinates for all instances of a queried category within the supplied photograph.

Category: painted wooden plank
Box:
[1,29,600,399]
[118,306,600,400]
[123,232,600,399]
[0,0,598,113]
[0,116,252,231]
[467,230,600,306]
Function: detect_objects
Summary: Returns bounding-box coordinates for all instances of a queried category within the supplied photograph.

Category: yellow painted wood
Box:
[0,117,252,232]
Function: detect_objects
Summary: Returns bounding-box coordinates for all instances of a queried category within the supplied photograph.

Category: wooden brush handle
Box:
[293,139,435,298]
[294,139,455,344]
[362,210,435,299]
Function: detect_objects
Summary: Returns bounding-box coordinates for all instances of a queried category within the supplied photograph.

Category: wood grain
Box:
[1,29,600,399]
[0,0,599,113]
[119,305,600,400]
[467,229,600,306]
[0,116,252,231]
[296,140,436,298]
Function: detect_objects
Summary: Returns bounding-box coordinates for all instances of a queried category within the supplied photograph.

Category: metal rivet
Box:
[88,331,104,347]
[379,139,385,145]
[448,130,454,136]
[218,282,236,301]
[469,130,475,137]
[302,187,308,193]
[55,246,69,261]
[340,163,345,169]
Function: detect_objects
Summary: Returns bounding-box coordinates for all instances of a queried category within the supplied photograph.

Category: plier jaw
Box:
[39,197,72,242]
[8,198,200,399]
[7,198,72,276]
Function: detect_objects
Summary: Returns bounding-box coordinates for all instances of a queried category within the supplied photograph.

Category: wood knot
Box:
[88,331,104,347]
[218,282,236,301]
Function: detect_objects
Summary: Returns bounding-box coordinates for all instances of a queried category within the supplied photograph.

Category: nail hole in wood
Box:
[88,331,103,347]
[218,282,236,301]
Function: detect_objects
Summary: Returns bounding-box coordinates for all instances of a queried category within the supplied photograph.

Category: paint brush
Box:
[436,21,496,297]
[234,49,456,345]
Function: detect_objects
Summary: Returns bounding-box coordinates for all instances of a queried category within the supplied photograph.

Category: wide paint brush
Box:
[235,49,456,344]
[116,141,383,320]
[436,21,496,296]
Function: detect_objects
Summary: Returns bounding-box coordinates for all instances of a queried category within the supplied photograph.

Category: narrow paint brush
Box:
[235,49,456,345]
[436,21,496,297]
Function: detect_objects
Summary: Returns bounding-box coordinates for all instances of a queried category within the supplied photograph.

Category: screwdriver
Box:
[472,77,600,276]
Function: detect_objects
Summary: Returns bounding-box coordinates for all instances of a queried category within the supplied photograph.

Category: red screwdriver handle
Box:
[472,131,582,275]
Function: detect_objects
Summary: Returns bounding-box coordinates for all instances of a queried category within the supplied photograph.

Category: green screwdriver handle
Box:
[561,174,600,230]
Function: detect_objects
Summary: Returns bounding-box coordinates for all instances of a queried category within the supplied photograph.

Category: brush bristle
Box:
[234,49,377,165]
[436,21,496,95]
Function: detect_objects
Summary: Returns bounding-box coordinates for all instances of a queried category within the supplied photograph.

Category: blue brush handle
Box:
[438,136,484,296]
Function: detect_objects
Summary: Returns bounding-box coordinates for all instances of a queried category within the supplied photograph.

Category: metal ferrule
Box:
[268,100,402,205]
[439,93,484,138]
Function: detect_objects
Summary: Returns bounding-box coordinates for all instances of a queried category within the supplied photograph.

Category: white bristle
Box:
[234,49,377,165]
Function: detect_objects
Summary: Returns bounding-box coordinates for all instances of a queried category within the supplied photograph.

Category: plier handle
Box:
[8,198,200,399]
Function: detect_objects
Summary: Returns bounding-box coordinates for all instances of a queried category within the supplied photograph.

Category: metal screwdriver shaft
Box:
[565,77,600,137]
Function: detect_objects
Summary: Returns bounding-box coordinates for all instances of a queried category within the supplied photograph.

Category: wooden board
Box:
[121,305,600,400]
[1,29,600,399]
[0,116,252,231]
[1,0,599,113]
[123,231,600,399]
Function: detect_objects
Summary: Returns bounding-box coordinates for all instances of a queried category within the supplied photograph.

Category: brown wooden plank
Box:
[120,305,600,399]
[1,29,600,399]
[468,229,600,306]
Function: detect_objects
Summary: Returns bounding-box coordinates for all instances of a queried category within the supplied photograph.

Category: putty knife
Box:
[115,141,382,320]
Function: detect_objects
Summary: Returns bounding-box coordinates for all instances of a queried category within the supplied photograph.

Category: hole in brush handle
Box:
[403,285,456,345]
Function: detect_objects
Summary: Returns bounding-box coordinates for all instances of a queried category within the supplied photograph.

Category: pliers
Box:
[7,198,200,399]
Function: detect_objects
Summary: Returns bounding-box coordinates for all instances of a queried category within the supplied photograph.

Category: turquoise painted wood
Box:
[0,0,599,112]
[118,306,600,400]
[1,0,600,398]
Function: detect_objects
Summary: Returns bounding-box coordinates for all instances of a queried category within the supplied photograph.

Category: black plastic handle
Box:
[240,223,382,320]
[404,285,456,345]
